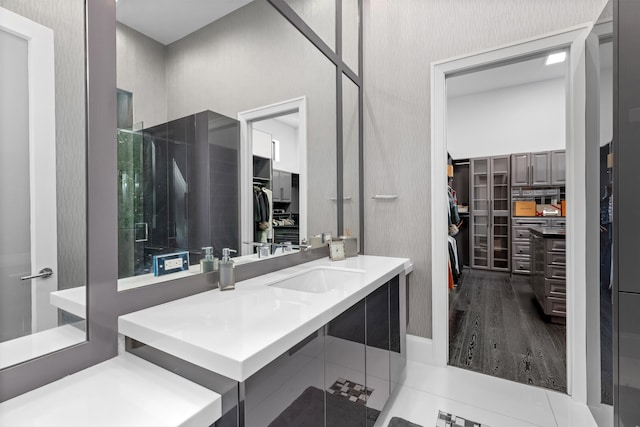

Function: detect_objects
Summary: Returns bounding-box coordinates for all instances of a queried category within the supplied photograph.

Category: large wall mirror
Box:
[112,0,360,291]
[0,0,88,370]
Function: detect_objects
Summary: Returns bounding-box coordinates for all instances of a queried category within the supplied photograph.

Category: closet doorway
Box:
[446,52,569,392]
[430,26,591,398]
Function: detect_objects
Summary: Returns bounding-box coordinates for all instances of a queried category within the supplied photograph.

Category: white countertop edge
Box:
[119,255,408,382]
[0,353,222,427]
[50,287,86,318]
[404,261,414,275]
[0,325,85,371]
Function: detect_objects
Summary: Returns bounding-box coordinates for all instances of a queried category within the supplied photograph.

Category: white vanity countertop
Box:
[0,324,85,371]
[0,353,222,427]
[119,255,411,382]
[47,251,305,320]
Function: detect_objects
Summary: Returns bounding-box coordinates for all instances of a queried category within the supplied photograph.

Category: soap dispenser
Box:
[219,248,237,291]
[200,246,217,273]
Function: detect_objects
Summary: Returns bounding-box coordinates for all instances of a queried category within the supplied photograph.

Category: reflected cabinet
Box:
[470,156,510,271]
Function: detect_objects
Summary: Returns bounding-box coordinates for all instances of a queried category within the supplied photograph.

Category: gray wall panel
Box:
[116,23,167,128]
[363,0,607,338]
[0,0,87,292]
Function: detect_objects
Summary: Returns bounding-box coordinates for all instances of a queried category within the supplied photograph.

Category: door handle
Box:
[21,268,54,280]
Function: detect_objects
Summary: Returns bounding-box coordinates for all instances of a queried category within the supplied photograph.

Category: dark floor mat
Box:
[388,416,423,427]
[437,410,491,427]
[267,386,380,427]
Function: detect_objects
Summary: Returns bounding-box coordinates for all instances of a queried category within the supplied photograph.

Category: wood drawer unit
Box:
[511,218,550,275]
[545,279,566,298]
[513,226,532,241]
[547,251,566,266]
[546,238,566,252]
[513,242,530,257]
[530,230,566,323]
[512,258,531,274]
[545,297,567,318]
[545,265,566,280]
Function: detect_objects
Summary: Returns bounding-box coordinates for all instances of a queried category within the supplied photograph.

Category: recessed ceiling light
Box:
[545,52,566,66]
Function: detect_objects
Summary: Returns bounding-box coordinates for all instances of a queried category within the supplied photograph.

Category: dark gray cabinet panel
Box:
[243,277,404,427]
[550,150,566,185]
[511,153,530,186]
[366,284,390,424]
[618,293,640,426]
[531,151,552,186]
[272,170,292,203]
[326,299,366,427]
[244,329,325,427]
[511,151,561,187]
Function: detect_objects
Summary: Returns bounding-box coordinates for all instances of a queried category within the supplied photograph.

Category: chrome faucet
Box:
[242,241,270,258]
[274,242,312,252]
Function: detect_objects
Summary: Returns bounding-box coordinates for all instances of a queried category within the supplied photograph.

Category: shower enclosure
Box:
[117,109,240,279]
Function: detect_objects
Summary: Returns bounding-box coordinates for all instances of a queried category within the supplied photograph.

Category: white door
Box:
[0,7,57,338]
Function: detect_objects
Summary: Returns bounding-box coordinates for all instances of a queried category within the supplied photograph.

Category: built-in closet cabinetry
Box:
[470,156,510,271]
[511,150,566,187]
[512,217,565,275]
[272,169,292,203]
[511,151,555,186]
[550,150,566,185]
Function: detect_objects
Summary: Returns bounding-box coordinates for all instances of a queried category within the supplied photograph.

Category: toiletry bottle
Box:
[200,246,217,273]
[219,248,237,291]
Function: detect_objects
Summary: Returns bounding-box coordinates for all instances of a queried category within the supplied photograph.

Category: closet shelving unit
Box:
[470,156,510,271]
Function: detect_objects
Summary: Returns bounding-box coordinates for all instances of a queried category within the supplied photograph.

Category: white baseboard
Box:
[406,334,435,365]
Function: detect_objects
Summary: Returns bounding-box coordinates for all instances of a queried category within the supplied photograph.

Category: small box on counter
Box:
[514,200,536,216]
[338,236,358,258]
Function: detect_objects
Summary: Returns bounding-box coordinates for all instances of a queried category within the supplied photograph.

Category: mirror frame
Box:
[0,0,364,402]
[0,0,118,402]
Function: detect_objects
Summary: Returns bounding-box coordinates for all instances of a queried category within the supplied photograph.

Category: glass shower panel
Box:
[117,122,144,278]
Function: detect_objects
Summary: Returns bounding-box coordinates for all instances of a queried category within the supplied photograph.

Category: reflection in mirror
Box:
[598,36,613,407]
[284,0,335,50]
[585,3,613,418]
[342,0,359,73]
[0,0,87,369]
[343,74,360,242]
[115,0,337,288]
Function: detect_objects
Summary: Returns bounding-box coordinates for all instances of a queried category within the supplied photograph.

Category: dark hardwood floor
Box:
[448,269,567,393]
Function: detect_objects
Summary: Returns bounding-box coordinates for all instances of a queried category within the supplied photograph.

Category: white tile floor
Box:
[374,360,600,427]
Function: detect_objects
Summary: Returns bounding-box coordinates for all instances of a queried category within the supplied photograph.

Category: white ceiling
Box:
[116,0,253,45]
[447,52,568,98]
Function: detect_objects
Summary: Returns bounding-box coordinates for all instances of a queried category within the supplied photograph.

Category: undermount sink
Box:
[267,267,365,293]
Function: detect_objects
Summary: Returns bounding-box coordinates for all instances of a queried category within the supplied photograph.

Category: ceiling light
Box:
[545,52,566,66]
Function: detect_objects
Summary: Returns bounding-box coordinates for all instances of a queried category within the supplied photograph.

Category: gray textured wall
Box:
[1,0,87,291]
[363,0,608,338]
[116,23,167,128]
